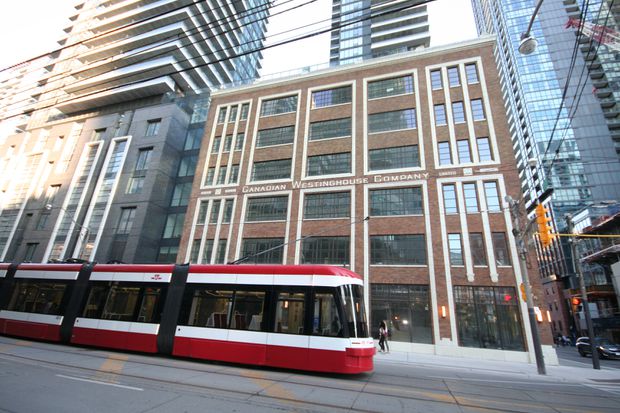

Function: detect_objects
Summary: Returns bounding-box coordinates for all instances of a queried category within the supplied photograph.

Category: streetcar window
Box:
[339,285,368,338]
[312,291,342,337]
[7,280,68,315]
[82,283,164,323]
[181,288,233,328]
[274,291,305,335]
[82,285,108,319]
[101,286,141,321]
[137,288,163,323]
[231,290,266,331]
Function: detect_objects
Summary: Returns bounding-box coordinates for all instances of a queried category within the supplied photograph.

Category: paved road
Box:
[555,344,620,370]
[1,336,619,412]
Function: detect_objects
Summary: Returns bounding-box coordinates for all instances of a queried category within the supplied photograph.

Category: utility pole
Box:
[565,214,600,370]
[506,196,546,375]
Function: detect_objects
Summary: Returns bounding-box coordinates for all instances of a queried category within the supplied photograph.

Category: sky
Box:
[0,0,478,76]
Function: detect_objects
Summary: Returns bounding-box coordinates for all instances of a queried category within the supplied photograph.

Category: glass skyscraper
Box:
[330,0,430,65]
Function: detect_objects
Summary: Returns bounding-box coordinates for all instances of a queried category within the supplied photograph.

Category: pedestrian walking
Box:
[378,320,388,353]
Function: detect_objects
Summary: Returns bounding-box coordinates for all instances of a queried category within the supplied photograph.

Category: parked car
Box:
[576,337,620,359]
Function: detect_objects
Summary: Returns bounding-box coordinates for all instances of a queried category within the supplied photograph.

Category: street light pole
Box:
[506,196,546,375]
[519,0,545,55]
[565,214,600,370]
[45,204,90,261]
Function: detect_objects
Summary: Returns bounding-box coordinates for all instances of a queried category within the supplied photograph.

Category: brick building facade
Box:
[179,37,556,363]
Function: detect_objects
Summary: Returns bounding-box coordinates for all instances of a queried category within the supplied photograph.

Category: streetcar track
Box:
[1,338,618,413]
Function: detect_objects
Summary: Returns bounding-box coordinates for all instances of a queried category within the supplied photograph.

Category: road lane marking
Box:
[56,374,143,391]
[94,354,128,383]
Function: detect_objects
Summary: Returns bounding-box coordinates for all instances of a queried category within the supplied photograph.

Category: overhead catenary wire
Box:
[1,0,427,122]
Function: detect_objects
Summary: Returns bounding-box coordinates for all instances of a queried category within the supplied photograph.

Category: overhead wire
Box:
[3,0,429,122]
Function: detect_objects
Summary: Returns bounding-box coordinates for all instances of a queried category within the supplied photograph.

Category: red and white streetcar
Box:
[0,263,374,374]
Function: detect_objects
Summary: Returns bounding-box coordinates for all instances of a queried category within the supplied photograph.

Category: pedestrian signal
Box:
[535,203,554,248]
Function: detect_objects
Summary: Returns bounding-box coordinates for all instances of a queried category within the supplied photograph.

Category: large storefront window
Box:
[454,286,525,351]
[370,284,432,344]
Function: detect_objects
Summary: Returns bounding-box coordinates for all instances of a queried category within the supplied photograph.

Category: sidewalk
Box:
[373,349,620,383]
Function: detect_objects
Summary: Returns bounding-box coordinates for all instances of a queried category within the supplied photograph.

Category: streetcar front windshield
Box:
[339,284,368,338]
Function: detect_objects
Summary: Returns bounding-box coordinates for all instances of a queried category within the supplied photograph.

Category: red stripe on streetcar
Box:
[0,318,61,342]
[172,337,373,374]
[71,327,158,353]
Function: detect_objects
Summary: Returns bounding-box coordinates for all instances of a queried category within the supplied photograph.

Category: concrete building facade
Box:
[180,37,557,363]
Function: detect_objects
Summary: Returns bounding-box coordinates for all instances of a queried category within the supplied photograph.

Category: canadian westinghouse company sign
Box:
[241,173,430,193]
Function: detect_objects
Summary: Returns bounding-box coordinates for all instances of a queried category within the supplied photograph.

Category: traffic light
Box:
[535,203,554,248]
[571,297,582,313]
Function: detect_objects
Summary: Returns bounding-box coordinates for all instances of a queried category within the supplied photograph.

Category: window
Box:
[8,279,68,315]
[369,145,419,170]
[257,126,295,147]
[241,238,284,264]
[162,213,185,238]
[197,201,208,225]
[368,75,413,99]
[483,181,501,212]
[240,103,249,120]
[465,63,479,84]
[434,104,447,125]
[157,246,178,263]
[170,182,192,207]
[470,233,487,266]
[212,136,221,152]
[370,235,427,265]
[24,243,38,262]
[209,200,221,224]
[477,137,493,161]
[228,106,238,123]
[311,86,352,108]
[222,199,233,223]
[215,239,227,264]
[430,70,442,90]
[304,192,350,219]
[448,66,460,87]
[457,139,472,163]
[438,142,452,166]
[146,119,161,136]
[442,184,458,214]
[492,232,511,266]
[252,159,291,181]
[228,164,239,184]
[454,286,524,350]
[452,101,465,123]
[178,154,197,177]
[92,128,106,141]
[217,107,227,123]
[44,184,61,205]
[309,118,351,140]
[223,135,233,152]
[313,292,342,337]
[368,108,416,133]
[181,288,232,327]
[216,166,227,185]
[234,133,245,151]
[307,152,350,176]
[471,99,485,120]
[275,291,305,334]
[36,213,49,230]
[202,240,214,263]
[463,183,479,212]
[448,233,464,265]
[301,237,350,265]
[126,177,144,194]
[116,207,136,234]
[135,147,153,171]
[204,167,215,186]
[260,95,298,116]
[184,128,203,150]
[246,196,288,221]
[370,187,423,216]
[371,284,432,343]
